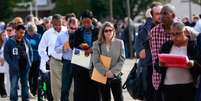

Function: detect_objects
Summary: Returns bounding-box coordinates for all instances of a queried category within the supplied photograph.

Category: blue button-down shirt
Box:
[55,31,73,61]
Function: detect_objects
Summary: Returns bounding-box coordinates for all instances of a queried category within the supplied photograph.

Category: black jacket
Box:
[134,18,155,66]
[156,40,201,86]
[73,26,98,48]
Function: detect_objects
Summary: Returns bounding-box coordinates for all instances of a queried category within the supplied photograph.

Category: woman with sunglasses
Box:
[158,21,201,101]
[92,22,125,101]
[6,22,15,38]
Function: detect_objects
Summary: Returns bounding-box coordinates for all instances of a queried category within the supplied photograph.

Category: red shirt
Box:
[149,24,172,90]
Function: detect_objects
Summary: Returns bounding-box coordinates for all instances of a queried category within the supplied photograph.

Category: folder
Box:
[158,54,189,68]
[91,55,111,84]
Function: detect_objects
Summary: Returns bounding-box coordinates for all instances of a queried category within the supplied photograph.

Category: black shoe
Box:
[1,94,7,98]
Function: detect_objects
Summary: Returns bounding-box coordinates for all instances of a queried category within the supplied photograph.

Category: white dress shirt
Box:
[194,19,201,33]
[38,26,67,72]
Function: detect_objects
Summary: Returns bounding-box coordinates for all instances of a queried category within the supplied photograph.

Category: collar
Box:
[80,25,95,31]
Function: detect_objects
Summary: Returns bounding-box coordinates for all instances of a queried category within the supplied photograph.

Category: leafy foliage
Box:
[0,0,15,22]
[53,0,157,19]
[192,0,201,5]
[53,0,91,17]
[0,0,167,21]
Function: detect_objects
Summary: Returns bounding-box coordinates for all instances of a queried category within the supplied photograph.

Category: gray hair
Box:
[171,21,185,31]
[68,17,78,24]
[52,14,62,20]
[27,23,37,33]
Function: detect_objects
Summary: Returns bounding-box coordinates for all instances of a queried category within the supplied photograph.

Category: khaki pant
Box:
[50,57,63,101]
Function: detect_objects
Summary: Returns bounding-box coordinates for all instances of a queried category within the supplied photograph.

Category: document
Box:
[158,54,189,68]
[91,55,111,84]
[71,48,91,69]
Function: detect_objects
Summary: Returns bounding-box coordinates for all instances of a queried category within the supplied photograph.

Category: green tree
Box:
[90,0,108,19]
[53,0,161,19]
[130,0,155,18]
[0,0,15,22]
[193,0,201,5]
[53,0,91,17]
[91,0,156,19]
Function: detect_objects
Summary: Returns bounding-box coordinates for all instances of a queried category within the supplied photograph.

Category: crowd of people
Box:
[135,2,201,101]
[0,1,200,101]
[0,9,127,101]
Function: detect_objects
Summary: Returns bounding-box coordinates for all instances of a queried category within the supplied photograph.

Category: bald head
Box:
[161,4,176,14]
[160,4,176,26]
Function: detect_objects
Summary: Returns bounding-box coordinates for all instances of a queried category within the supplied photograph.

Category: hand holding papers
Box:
[91,55,112,84]
[79,43,89,50]
[71,48,91,69]
[64,41,70,49]
[158,54,190,68]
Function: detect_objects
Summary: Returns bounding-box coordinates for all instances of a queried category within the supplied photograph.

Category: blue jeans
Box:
[9,68,30,101]
[60,60,73,101]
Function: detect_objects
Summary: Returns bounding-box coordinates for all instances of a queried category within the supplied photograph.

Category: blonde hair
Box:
[98,21,116,43]
[12,17,24,25]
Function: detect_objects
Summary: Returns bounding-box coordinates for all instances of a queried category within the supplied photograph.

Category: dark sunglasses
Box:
[104,29,113,33]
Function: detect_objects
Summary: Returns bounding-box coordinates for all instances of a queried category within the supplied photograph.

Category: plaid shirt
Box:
[149,24,172,90]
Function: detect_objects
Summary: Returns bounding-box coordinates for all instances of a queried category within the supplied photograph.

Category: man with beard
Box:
[149,4,176,100]
[4,25,33,101]
[134,2,162,101]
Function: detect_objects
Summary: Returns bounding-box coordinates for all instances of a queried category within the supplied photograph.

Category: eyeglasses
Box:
[104,29,113,33]
[70,27,77,30]
[171,31,183,36]
[6,29,12,32]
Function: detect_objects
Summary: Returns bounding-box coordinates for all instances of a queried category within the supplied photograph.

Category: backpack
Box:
[122,60,147,100]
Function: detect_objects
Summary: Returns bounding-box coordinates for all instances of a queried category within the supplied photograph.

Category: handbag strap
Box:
[98,43,102,55]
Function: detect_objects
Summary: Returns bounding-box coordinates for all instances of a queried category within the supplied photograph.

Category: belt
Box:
[50,56,62,62]
[62,58,71,63]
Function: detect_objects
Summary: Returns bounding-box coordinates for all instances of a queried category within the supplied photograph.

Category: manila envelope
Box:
[91,55,111,84]
[64,41,70,49]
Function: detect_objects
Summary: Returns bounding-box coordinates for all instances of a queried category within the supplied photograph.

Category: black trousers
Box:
[0,73,7,96]
[144,65,163,101]
[29,60,40,95]
[73,64,101,101]
[99,78,123,101]
[162,83,195,101]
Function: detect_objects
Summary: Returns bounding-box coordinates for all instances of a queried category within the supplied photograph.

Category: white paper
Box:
[71,48,91,69]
